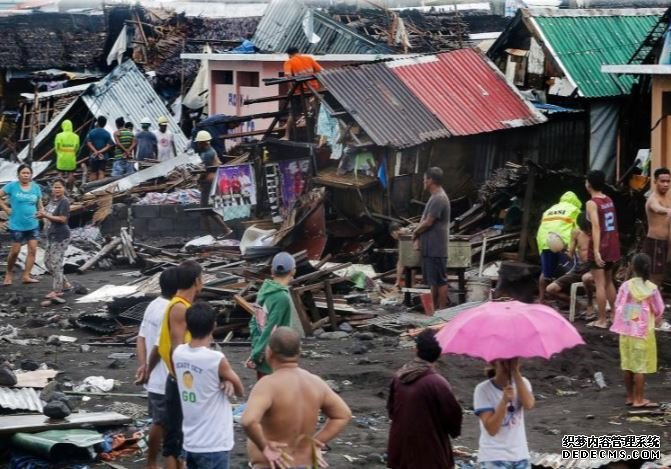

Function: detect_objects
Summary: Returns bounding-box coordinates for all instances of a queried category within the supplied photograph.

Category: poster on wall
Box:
[211,163,256,221]
[277,159,310,216]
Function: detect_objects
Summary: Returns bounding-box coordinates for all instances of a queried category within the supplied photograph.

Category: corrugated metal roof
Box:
[253,0,391,55]
[387,50,546,136]
[82,60,189,152]
[528,8,664,98]
[0,387,43,412]
[318,63,451,149]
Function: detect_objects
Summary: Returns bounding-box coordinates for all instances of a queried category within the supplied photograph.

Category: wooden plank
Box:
[14,370,59,389]
[518,165,536,261]
[323,280,338,330]
[234,294,257,316]
[290,289,313,336]
[0,412,131,436]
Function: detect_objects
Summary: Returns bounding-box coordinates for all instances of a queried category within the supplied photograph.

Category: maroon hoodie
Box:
[387,359,463,469]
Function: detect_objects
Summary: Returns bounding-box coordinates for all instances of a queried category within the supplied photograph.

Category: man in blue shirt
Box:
[135,118,157,161]
[84,116,114,182]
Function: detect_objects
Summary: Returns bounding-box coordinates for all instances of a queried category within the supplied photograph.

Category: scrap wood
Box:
[234,294,257,316]
[91,194,113,225]
[14,370,59,389]
[0,412,131,436]
[78,237,122,273]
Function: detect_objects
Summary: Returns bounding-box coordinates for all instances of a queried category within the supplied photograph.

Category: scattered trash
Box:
[319,331,350,340]
[555,389,578,396]
[593,372,607,389]
[73,376,115,393]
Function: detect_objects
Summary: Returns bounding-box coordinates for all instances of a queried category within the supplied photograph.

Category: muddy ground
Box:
[0,268,670,469]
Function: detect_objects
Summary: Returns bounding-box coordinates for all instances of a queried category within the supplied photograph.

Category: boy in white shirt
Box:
[473,359,535,469]
[173,302,245,469]
[135,267,178,469]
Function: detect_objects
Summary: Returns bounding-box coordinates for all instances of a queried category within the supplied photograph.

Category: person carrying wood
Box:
[246,252,299,380]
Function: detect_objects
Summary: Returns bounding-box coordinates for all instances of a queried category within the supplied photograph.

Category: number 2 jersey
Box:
[587,195,621,263]
[173,344,234,453]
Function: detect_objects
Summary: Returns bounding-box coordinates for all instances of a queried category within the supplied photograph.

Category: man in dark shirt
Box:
[84,116,114,182]
[387,329,462,469]
[413,167,451,310]
[136,118,158,161]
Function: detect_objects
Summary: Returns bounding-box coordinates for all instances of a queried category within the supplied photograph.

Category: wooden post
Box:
[26,82,39,165]
[323,279,338,330]
[517,165,536,261]
[290,289,313,336]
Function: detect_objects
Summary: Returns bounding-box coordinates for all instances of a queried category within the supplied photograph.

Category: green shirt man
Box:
[247,252,303,377]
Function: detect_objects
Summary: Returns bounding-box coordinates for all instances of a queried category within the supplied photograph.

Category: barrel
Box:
[466,277,492,302]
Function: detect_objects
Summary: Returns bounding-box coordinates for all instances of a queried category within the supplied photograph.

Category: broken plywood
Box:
[14,370,60,389]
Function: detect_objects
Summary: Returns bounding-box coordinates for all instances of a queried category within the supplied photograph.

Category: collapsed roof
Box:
[318,48,546,149]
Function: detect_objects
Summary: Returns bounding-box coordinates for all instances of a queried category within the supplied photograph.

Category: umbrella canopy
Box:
[436,300,584,362]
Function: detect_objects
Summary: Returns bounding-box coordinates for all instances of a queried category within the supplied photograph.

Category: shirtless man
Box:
[242,327,352,469]
[644,167,671,287]
[546,213,594,316]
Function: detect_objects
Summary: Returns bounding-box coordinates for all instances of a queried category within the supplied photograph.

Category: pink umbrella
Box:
[435,300,584,361]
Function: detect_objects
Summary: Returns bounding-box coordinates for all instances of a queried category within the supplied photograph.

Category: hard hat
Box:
[158,116,169,125]
[195,130,212,142]
[140,117,151,125]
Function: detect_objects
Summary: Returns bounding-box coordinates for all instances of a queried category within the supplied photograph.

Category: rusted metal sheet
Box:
[318,64,451,149]
[0,387,44,413]
[387,49,546,136]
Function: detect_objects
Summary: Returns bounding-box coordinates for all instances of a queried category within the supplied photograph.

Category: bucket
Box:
[420,293,434,316]
[466,277,492,303]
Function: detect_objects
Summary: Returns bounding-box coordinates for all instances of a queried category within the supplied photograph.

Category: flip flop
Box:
[625,402,633,407]
[632,401,659,409]
[586,320,609,329]
[21,278,39,284]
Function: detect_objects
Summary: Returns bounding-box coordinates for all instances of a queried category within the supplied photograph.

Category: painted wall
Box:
[651,75,671,171]
[208,58,360,144]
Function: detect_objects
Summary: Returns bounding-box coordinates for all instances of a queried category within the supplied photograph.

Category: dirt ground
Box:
[0,268,670,469]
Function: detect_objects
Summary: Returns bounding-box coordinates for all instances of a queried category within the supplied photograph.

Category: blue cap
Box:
[271,252,296,275]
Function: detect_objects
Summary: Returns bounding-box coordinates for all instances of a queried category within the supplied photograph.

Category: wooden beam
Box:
[517,165,536,261]
[290,289,313,336]
[324,279,338,330]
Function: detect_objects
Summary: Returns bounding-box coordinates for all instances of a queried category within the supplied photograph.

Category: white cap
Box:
[140,117,151,125]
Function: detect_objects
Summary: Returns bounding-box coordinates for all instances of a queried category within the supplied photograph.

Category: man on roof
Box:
[283,47,323,140]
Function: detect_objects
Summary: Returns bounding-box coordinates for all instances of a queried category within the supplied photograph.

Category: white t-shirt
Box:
[138,297,170,395]
[473,378,532,462]
[154,130,175,161]
[173,344,234,453]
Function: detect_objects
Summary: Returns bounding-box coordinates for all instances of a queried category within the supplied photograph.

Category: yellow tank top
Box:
[157,296,193,376]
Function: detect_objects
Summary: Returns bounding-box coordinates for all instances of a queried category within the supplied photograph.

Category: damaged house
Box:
[487,7,665,178]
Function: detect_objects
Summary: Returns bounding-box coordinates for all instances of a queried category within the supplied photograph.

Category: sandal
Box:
[586,320,609,329]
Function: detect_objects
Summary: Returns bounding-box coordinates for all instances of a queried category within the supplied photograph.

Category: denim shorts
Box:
[422,257,447,287]
[147,392,166,426]
[112,159,136,177]
[10,229,40,243]
[186,451,229,469]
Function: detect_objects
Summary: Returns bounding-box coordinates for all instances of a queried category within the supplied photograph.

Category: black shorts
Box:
[147,392,166,426]
[589,261,615,271]
[422,257,448,287]
[163,376,183,458]
[553,264,590,292]
[88,157,107,173]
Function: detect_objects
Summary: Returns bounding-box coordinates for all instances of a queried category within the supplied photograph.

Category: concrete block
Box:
[132,205,160,219]
[147,218,175,233]
[159,205,180,217]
